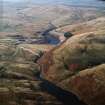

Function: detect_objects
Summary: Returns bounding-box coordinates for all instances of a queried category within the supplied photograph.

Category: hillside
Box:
[38,17,105,105]
[0,41,64,105]
[1,4,105,38]
[56,17,105,35]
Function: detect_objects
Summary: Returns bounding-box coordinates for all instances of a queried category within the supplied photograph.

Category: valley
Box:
[0,0,105,105]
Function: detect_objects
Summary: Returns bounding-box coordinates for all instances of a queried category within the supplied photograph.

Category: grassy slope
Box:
[38,17,105,105]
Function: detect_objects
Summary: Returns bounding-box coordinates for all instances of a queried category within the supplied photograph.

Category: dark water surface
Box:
[39,79,87,105]
[34,73,87,105]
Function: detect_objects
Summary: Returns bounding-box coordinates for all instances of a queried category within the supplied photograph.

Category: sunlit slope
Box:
[56,17,105,34]
[38,17,105,105]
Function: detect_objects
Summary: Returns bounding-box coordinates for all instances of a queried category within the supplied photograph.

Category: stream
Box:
[34,71,87,105]
[39,79,87,105]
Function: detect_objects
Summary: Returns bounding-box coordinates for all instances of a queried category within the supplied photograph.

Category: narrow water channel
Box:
[35,72,87,105]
